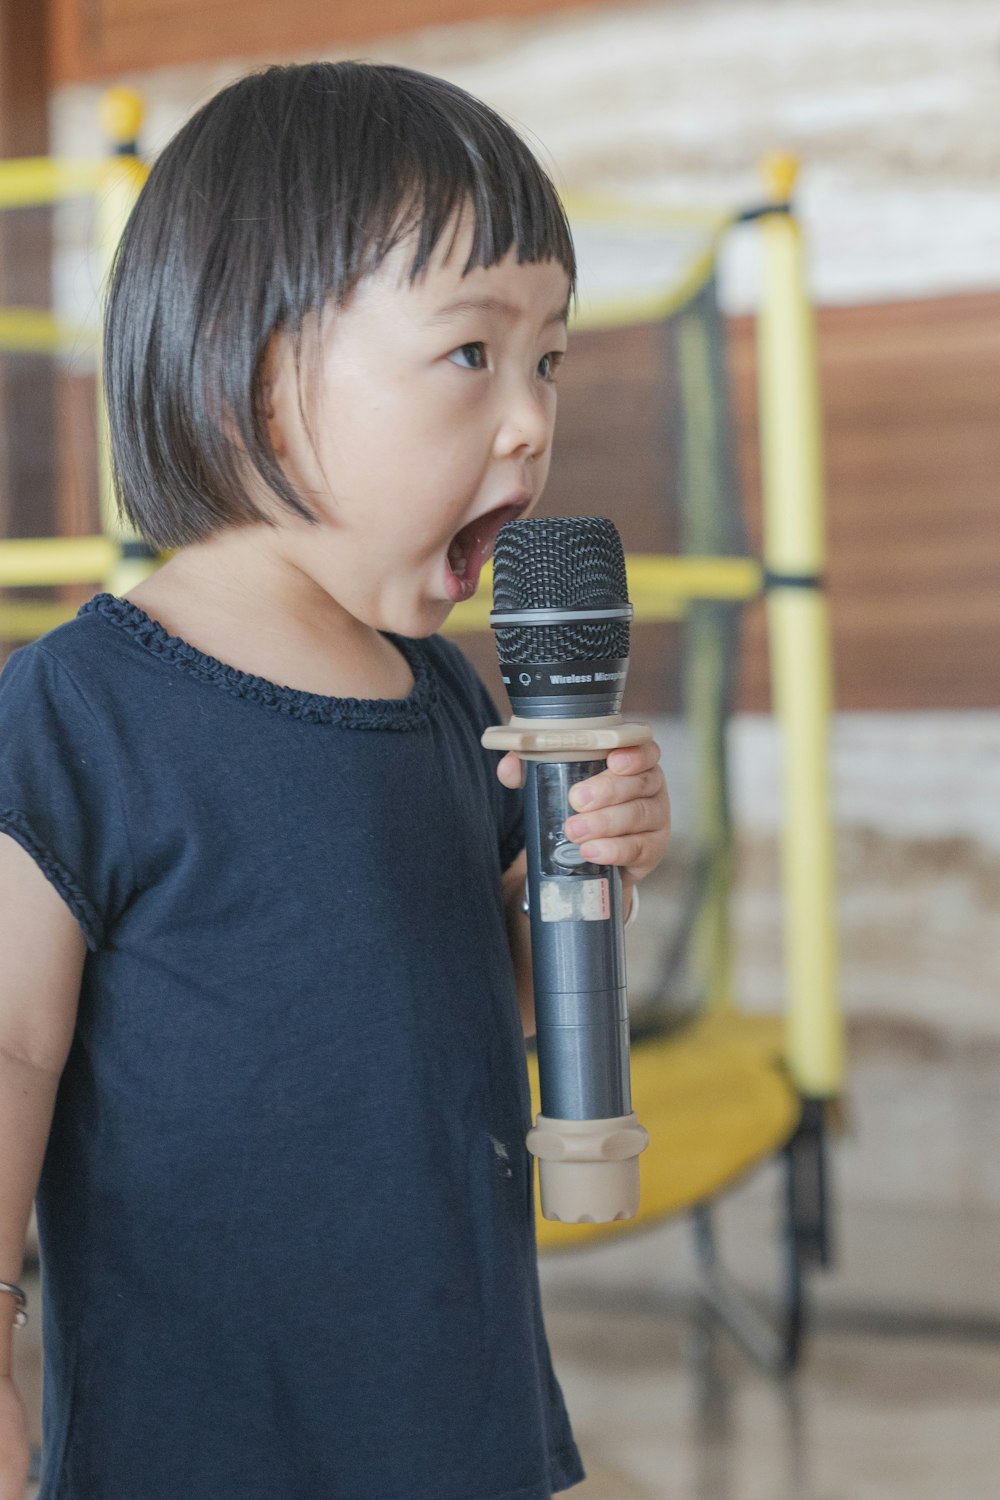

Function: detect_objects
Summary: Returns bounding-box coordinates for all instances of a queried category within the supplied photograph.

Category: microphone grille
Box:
[492,516,630,665]
[493,516,627,610]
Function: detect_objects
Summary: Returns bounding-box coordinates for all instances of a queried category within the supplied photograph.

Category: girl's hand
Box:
[497,737,671,899]
[0,1375,30,1500]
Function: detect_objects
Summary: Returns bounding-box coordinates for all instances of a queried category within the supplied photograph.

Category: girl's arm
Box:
[0,833,84,1493]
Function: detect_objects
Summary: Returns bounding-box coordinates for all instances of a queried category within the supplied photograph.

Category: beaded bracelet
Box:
[0,1281,27,1328]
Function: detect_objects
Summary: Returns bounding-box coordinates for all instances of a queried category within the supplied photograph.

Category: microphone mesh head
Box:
[492,516,630,664]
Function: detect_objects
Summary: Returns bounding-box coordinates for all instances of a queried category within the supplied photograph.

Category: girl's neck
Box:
[123,528,415,702]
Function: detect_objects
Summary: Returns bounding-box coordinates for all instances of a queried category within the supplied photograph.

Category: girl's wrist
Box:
[0,1302,20,1381]
[0,1284,26,1331]
[622,880,639,929]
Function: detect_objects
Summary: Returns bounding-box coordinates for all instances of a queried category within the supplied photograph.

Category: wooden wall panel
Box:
[729,293,1000,712]
[0,0,56,542]
[464,292,1000,715]
[50,0,597,82]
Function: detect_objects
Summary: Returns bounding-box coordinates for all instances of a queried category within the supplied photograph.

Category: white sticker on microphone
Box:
[539,878,611,923]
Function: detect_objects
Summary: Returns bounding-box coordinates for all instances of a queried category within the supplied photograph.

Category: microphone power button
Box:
[552,841,587,870]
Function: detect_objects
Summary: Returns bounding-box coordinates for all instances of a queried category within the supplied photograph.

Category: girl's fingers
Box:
[563,740,671,880]
[569,742,663,809]
[566,794,665,845]
[606,741,661,775]
[579,833,669,880]
[498,737,671,883]
[501,741,662,802]
[577,834,648,871]
[496,751,526,790]
[568,766,664,812]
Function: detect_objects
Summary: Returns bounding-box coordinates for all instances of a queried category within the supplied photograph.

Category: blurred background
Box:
[1,2,998,1497]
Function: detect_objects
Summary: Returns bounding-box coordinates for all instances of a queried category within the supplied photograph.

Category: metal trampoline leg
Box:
[691,1098,832,1375]
[786,1096,833,1270]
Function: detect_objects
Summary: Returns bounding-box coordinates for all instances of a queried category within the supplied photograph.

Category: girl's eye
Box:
[448,342,486,370]
[538,351,565,383]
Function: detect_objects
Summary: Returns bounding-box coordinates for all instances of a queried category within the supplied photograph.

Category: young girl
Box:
[0,63,669,1499]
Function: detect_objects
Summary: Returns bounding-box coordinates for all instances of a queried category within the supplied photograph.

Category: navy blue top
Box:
[0,595,584,1500]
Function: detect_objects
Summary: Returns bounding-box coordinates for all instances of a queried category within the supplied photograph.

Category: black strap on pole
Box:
[737,201,795,224]
[762,569,825,592]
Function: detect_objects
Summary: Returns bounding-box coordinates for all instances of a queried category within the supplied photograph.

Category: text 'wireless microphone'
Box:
[482,516,650,1224]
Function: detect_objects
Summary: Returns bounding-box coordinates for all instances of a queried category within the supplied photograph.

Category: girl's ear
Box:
[260,334,289,458]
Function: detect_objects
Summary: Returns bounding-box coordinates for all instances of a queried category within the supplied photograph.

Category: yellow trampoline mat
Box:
[531,1011,800,1252]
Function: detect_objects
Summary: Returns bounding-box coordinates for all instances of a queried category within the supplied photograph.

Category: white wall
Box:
[53,0,1000,317]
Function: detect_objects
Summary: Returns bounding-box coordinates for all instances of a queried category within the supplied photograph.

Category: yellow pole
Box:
[756,154,844,1099]
[674,306,735,1012]
[95,88,159,596]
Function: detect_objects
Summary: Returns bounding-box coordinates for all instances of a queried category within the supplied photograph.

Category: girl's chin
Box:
[382,598,453,639]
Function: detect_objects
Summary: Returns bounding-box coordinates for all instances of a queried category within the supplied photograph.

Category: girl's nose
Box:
[493,379,552,462]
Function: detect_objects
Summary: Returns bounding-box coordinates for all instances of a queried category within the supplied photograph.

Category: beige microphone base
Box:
[527,1113,650,1223]
[482,716,651,762]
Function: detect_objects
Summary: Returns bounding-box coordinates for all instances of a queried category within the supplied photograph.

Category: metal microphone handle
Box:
[481,717,651,1223]
[524,757,630,1120]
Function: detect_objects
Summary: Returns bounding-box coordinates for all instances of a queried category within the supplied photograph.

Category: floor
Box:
[544,1305,1000,1500]
[538,1171,1000,1500]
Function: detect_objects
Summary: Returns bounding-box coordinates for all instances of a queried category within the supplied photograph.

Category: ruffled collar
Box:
[79,593,435,730]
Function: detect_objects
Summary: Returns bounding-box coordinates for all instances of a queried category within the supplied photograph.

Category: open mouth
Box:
[445,500,529,604]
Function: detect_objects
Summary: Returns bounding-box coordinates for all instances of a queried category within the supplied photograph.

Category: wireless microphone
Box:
[482,516,649,1223]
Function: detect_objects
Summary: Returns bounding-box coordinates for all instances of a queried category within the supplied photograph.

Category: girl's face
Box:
[264,217,571,638]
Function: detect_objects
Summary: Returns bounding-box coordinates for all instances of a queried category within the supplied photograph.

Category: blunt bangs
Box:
[103,61,577,548]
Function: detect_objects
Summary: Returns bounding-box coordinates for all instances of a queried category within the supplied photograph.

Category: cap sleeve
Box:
[0,644,136,950]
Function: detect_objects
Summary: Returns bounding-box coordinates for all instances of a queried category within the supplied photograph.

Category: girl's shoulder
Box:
[0,598,146,780]
[0,605,114,714]
[0,608,141,953]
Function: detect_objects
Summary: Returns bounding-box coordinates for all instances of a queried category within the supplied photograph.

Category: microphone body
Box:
[522,757,630,1120]
[482,517,649,1223]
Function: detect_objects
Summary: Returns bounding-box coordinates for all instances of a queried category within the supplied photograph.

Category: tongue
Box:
[446,508,516,604]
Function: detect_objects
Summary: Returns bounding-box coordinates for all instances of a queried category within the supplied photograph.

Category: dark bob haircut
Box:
[103,61,577,548]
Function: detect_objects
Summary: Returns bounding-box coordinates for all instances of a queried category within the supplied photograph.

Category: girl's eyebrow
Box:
[428,294,570,328]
